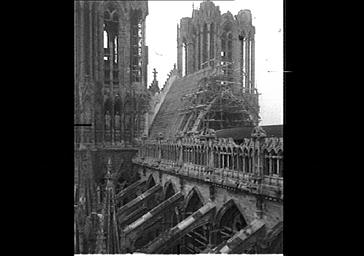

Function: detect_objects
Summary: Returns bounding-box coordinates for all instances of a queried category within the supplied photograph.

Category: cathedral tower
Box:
[75,0,149,148]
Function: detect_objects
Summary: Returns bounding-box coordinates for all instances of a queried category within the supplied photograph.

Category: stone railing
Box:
[134,133,283,200]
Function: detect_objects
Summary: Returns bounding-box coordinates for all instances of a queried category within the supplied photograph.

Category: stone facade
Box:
[177,0,258,102]
[74,1,150,253]
[75,0,150,148]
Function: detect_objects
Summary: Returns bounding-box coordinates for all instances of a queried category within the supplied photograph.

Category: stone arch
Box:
[202,22,208,68]
[221,146,227,168]
[248,147,254,173]
[103,1,122,13]
[243,147,249,173]
[271,150,278,176]
[220,11,234,35]
[178,187,210,254]
[214,199,248,245]
[163,180,178,200]
[161,181,181,239]
[237,146,244,173]
[263,148,270,176]
[181,36,188,76]
[184,186,205,216]
[213,145,219,168]
[227,146,233,169]
[277,149,283,177]
[146,174,156,189]
[232,146,238,171]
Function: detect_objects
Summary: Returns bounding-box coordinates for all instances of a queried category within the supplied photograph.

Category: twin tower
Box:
[177,0,256,94]
[74,0,258,147]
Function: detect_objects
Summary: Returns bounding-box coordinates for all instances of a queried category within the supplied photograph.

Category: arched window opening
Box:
[103,27,110,82]
[160,145,164,159]
[227,33,233,80]
[248,34,253,92]
[221,32,226,61]
[216,202,247,245]
[146,175,156,189]
[164,183,176,200]
[244,150,250,173]
[238,148,244,173]
[249,149,254,173]
[233,149,238,171]
[214,149,218,168]
[209,23,214,66]
[221,27,233,82]
[201,147,206,166]
[263,150,270,176]
[183,189,208,254]
[130,9,143,83]
[202,23,208,69]
[272,153,278,176]
[113,36,118,65]
[182,41,187,76]
[103,29,109,50]
[201,147,205,165]
[228,148,233,169]
[239,33,250,93]
[222,149,226,169]
[219,150,223,169]
[185,146,189,163]
[185,189,203,217]
[182,146,186,162]
[278,151,283,177]
[103,6,119,85]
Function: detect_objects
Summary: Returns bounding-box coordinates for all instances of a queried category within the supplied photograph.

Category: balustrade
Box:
[136,136,283,197]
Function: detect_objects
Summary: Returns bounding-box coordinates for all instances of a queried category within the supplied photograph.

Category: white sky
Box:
[145,0,283,125]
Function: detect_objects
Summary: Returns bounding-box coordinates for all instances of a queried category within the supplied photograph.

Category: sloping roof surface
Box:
[215,124,283,139]
[149,68,214,139]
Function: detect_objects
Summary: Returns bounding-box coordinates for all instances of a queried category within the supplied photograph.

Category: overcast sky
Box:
[145,0,283,125]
